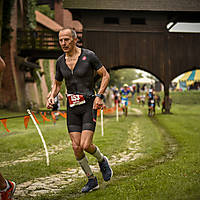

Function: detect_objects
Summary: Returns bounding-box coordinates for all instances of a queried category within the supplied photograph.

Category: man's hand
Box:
[93,97,103,110]
[46,96,55,109]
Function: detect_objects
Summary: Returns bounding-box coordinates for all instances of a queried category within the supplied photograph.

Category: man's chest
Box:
[65,58,78,70]
[61,60,93,78]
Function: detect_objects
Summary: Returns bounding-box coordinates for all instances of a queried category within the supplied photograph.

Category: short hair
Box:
[59,28,77,39]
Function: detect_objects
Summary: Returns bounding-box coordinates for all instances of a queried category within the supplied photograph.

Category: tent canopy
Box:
[132,77,155,84]
[180,69,200,82]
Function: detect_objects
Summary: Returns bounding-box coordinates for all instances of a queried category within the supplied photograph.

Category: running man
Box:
[147,87,156,116]
[46,28,112,193]
[120,84,131,116]
[113,87,120,107]
[0,56,16,200]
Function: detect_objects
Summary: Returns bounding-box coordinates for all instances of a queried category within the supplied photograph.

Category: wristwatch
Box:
[96,94,104,99]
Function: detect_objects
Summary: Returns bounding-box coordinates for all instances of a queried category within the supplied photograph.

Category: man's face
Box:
[59,29,77,53]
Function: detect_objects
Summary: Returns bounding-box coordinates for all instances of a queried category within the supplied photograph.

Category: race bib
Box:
[67,94,86,107]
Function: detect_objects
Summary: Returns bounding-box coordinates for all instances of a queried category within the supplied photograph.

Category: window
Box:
[104,17,119,24]
[131,18,146,25]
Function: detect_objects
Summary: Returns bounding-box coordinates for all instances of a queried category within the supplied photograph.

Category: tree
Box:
[110,68,138,88]
[36,5,54,20]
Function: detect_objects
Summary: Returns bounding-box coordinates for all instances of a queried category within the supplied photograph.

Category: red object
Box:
[24,116,30,129]
[67,94,85,107]
[51,111,56,124]
[31,112,40,124]
[82,56,87,61]
[0,180,16,200]
[40,112,51,123]
[58,111,67,118]
[0,119,10,132]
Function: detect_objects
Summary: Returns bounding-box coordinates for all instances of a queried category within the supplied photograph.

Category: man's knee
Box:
[80,142,91,151]
[72,144,82,153]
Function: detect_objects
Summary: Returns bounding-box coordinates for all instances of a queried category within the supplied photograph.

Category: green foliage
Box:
[43,59,52,92]
[110,69,137,87]
[25,0,37,29]
[36,5,55,20]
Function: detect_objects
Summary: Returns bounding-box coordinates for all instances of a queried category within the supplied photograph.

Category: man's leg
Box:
[81,130,103,161]
[81,130,113,182]
[125,101,128,117]
[0,173,7,191]
[69,132,99,193]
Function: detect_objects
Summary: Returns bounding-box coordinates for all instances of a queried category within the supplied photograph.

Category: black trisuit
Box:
[55,48,103,133]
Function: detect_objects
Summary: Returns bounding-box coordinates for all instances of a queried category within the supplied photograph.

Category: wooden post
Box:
[164,83,171,114]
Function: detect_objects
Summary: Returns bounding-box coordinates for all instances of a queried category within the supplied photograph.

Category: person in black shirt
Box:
[46,28,112,193]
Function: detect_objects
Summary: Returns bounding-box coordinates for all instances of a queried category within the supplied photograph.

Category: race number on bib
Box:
[67,94,86,107]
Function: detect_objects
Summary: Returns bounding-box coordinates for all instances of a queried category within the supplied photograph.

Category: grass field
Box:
[0,91,200,200]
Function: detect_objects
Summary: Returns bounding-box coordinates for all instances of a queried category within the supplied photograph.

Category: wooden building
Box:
[63,0,200,112]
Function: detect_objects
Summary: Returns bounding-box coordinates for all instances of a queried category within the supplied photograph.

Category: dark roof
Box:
[63,0,200,12]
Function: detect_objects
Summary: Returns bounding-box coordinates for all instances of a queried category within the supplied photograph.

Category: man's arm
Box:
[46,80,62,109]
[93,66,110,109]
[97,66,110,95]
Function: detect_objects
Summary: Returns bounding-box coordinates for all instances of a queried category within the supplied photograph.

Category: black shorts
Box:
[67,97,97,133]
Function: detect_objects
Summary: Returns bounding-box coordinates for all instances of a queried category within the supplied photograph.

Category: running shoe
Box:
[81,177,99,193]
[0,180,16,200]
[98,156,113,181]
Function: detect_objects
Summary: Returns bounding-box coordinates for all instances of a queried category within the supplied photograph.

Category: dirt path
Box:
[14,119,143,198]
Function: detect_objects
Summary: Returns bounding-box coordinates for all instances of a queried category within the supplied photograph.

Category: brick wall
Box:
[0,0,26,111]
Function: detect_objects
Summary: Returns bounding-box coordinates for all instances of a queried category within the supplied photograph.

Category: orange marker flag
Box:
[97,109,101,117]
[24,116,30,129]
[58,111,67,118]
[0,119,10,132]
[51,111,56,124]
[40,112,51,123]
[31,112,40,124]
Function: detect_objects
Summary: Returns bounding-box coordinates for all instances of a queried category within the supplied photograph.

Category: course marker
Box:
[116,102,119,122]
[101,109,104,136]
[27,109,49,166]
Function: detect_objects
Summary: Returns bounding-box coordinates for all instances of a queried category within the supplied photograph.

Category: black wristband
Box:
[96,94,104,99]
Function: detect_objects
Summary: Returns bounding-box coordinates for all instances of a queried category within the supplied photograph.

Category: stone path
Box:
[13,115,143,199]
